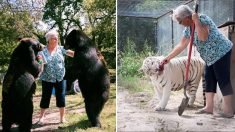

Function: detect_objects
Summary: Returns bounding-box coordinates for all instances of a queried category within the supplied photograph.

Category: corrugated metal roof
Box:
[117,0,190,18]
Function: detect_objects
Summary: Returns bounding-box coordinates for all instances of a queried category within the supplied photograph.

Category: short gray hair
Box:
[172,5,193,22]
[45,30,58,42]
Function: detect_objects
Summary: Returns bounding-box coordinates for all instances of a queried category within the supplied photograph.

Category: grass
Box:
[109,69,116,76]
[118,75,153,95]
[56,83,116,132]
[0,79,116,132]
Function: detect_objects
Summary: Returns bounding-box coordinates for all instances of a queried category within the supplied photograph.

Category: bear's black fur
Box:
[2,38,44,132]
[65,30,110,127]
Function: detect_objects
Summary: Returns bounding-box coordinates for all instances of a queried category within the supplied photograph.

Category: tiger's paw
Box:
[155,106,167,111]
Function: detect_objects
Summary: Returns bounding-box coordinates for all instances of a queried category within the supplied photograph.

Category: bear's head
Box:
[65,29,92,50]
[9,38,45,70]
[19,38,45,56]
[3,38,44,93]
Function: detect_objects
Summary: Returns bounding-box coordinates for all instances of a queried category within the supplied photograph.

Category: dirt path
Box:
[117,89,235,131]
[0,94,85,132]
[31,95,86,132]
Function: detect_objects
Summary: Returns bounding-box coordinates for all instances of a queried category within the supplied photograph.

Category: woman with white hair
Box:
[36,30,74,125]
[162,5,234,118]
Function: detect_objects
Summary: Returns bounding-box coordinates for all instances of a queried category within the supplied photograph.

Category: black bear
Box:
[65,30,110,127]
[2,38,44,132]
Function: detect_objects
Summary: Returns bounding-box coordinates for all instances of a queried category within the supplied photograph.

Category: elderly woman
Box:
[36,30,74,125]
[162,5,233,118]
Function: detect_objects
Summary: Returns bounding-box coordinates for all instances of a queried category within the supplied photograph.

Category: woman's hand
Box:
[192,13,209,42]
[66,50,74,57]
[37,55,43,64]
[159,58,169,72]
[192,13,200,24]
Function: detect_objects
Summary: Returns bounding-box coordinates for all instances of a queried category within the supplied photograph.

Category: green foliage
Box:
[118,38,154,77]
[43,0,116,68]
[118,76,154,95]
[33,30,47,45]
[43,0,83,45]
[82,0,116,69]
[0,3,35,72]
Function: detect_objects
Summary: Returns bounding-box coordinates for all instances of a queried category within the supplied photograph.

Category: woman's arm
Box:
[192,13,209,41]
[66,50,74,57]
[164,36,190,63]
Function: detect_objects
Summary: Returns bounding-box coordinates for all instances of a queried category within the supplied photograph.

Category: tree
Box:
[43,0,116,68]
[0,1,37,72]
[82,0,116,68]
[43,0,83,45]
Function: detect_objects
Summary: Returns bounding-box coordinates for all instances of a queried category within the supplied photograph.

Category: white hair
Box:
[45,30,58,42]
[172,5,193,22]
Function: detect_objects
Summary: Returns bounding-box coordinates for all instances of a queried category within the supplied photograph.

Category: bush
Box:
[118,38,154,77]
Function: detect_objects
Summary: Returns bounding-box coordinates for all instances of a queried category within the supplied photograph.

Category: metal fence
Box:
[118,0,235,55]
[156,1,195,56]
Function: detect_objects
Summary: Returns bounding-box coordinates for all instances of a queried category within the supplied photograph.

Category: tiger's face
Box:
[139,56,164,76]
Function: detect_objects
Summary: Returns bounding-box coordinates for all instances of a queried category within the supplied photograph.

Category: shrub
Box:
[118,38,154,77]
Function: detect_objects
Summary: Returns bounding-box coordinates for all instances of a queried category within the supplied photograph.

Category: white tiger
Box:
[139,56,205,111]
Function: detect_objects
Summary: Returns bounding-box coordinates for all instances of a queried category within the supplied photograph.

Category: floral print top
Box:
[38,46,67,82]
[183,14,233,66]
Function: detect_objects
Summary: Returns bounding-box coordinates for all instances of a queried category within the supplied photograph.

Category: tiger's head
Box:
[139,56,165,76]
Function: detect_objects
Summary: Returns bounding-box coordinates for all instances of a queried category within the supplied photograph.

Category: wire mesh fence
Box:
[118,0,235,56]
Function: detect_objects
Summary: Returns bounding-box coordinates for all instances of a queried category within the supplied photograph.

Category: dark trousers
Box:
[205,50,233,96]
[40,80,66,108]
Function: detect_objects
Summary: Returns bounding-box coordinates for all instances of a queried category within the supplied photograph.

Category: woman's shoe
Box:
[195,108,213,114]
[214,112,234,118]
